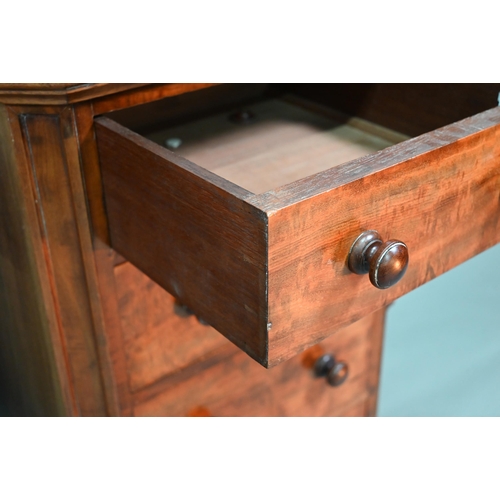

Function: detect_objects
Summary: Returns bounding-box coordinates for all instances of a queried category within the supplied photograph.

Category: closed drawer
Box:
[95,84,500,368]
[110,259,383,415]
[133,308,385,417]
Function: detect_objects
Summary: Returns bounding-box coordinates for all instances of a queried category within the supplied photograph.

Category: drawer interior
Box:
[106,84,408,195]
[144,98,407,194]
[104,83,498,195]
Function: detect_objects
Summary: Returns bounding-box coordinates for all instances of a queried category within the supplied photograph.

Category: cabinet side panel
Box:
[0,106,68,416]
[14,109,109,415]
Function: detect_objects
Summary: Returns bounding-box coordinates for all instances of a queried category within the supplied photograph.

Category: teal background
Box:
[378,243,500,416]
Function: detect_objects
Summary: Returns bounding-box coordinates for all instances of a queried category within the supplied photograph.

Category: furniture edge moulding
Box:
[0,83,220,110]
[0,84,145,106]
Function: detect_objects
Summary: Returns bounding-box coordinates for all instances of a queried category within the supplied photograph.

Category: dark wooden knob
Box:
[314,354,349,387]
[347,230,409,289]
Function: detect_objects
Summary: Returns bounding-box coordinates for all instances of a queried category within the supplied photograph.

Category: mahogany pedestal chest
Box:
[1,83,498,416]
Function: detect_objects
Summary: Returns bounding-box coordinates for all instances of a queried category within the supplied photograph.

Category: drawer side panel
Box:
[95,118,268,365]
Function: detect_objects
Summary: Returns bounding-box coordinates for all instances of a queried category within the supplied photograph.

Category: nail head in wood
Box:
[228,109,256,124]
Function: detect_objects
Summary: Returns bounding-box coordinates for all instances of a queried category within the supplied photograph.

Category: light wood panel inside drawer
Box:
[146,98,408,194]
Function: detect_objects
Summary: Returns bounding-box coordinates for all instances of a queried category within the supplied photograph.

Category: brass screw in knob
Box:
[347,230,409,289]
[314,354,349,387]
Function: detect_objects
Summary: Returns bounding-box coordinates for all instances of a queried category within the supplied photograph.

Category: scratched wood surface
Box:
[18,109,110,414]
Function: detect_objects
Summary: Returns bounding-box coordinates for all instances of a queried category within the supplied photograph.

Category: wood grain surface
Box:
[97,97,500,368]
[260,106,500,365]
[114,262,228,392]
[0,104,121,415]
[92,83,219,115]
[73,102,131,415]
[364,307,387,416]
[4,83,496,416]
[95,117,269,365]
[133,308,386,416]
[0,106,68,416]
[0,84,147,105]
[18,109,109,414]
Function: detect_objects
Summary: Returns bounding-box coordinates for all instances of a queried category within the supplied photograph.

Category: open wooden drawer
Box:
[95,84,500,368]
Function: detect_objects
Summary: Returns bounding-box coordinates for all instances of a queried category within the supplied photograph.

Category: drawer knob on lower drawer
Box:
[314,354,349,387]
[347,230,409,289]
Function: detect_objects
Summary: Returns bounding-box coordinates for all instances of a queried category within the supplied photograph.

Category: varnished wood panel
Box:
[134,309,385,417]
[0,84,147,106]
[98,100,500,368]
[92,83,219,115]
[73,103,131,415]
[16,108,109,415]
[114,262,228,392]
[260,107,500,365]
[95,118,269,365]
[364,307,387,416]
[0,106,68,416]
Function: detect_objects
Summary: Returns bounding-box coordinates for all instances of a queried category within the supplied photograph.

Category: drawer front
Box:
[95,104,500,368]
[132,308,385,417]
[263,109,500,363]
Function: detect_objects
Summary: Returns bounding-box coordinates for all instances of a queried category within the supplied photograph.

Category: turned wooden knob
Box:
[347,230,409,289]
[314,354,349,387]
